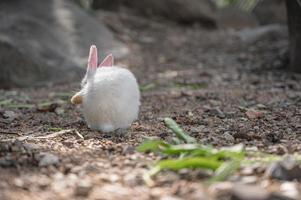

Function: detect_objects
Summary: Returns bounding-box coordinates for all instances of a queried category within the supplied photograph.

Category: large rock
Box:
[91,0,217,27]
[233,24,288,44]
[253,0,287,25]
[217,7,258,30]
[0,0,128,88]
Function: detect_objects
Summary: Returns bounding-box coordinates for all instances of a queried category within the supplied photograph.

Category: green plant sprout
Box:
[137,117,301,186]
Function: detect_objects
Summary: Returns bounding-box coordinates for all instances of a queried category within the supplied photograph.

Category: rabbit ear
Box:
[98,54,114,67]
[87,45,98,75]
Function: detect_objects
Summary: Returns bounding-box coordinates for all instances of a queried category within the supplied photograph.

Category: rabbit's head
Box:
[71,45,114,104]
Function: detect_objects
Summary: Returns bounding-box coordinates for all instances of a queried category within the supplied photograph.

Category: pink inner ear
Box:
[98,54,114,67]
[87,45,98,71]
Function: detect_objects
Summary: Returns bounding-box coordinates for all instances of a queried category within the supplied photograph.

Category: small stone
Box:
[0,158,16,167]
[74,181,92,197]
[240,176,257,184]
[160,196,183,200]
[38,153,59,167]
[150,187,165,197]
[240,167,255,176]
[109,174,120,183]
[23,143,39,151]
[37,103,58,112]
[246,109,263,119]
[280,182,299,199]
[3,110,16,119]
[123,173,138,186]
[2,110,17,122]
[231,184,269,200]
[256,104,267,109]
[209,182,233,196]
[245,146,258,151]
[214,107,226,118]
[122,145,135,155]
[265,157,301,181]
[54,107,65,115]
[209,100,221,106]
[13,178,24,188]
[223,132,235,142]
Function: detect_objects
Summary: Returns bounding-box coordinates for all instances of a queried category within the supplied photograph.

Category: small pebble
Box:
[265,158,301,181]
[209,182,233,195]
[280,182,299,200]
[223,132,235,142]
[38,153,59,167]
[231,184,269,200]
[74,181,92,197]
[240,176,257,184]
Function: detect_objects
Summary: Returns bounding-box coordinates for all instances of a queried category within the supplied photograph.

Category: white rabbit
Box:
[71,45,140,132]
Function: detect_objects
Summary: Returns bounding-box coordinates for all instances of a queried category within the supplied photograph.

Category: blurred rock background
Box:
[0,0,289,88]
[0,0,127,88]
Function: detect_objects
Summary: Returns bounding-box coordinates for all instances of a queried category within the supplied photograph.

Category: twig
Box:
[164,118,197,144]
[0,129,84,142]
[0,130,21,135]
[74,130,84,139]
[0,135,31,142]
[35,129,74,139]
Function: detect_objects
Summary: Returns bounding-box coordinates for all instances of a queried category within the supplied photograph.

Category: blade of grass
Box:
[164,118,196,143]
[209,150,245,160]
[5,104,35,109]
[140,83,156,92]
[136,140,170,152]
[171,137,181,145]
[0,99,13,106]
[48,127,64,132]
[143,166,161,187]
[155,157,221,171]
[209,160,241,183]
[162,144,211,156]
[138,139,244,159]
[162,144,244,159]
[173,82,207,90]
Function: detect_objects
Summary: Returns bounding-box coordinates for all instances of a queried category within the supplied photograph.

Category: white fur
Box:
[80,66,140,132]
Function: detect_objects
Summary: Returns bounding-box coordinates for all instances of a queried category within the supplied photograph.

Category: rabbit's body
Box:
[71,45,140,132]
[82,67,140,132]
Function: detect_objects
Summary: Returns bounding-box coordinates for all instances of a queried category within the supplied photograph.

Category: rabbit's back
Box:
[82,67,140,131]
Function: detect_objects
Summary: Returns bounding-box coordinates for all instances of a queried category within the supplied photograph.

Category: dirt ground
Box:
[0,11,300,200]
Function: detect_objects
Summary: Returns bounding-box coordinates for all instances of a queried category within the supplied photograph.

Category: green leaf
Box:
[213,144,245,160]
[136,140,170,152]
[48,127,64,132]
[0,99,34,109]
[171,137,181,145]
[210,160,241,182]
[164,118,197,144]
[212,151,245,160]
[0,99,13,106]
[155,157,221,171]
[162,144,210,156]
[161,144,244,160]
